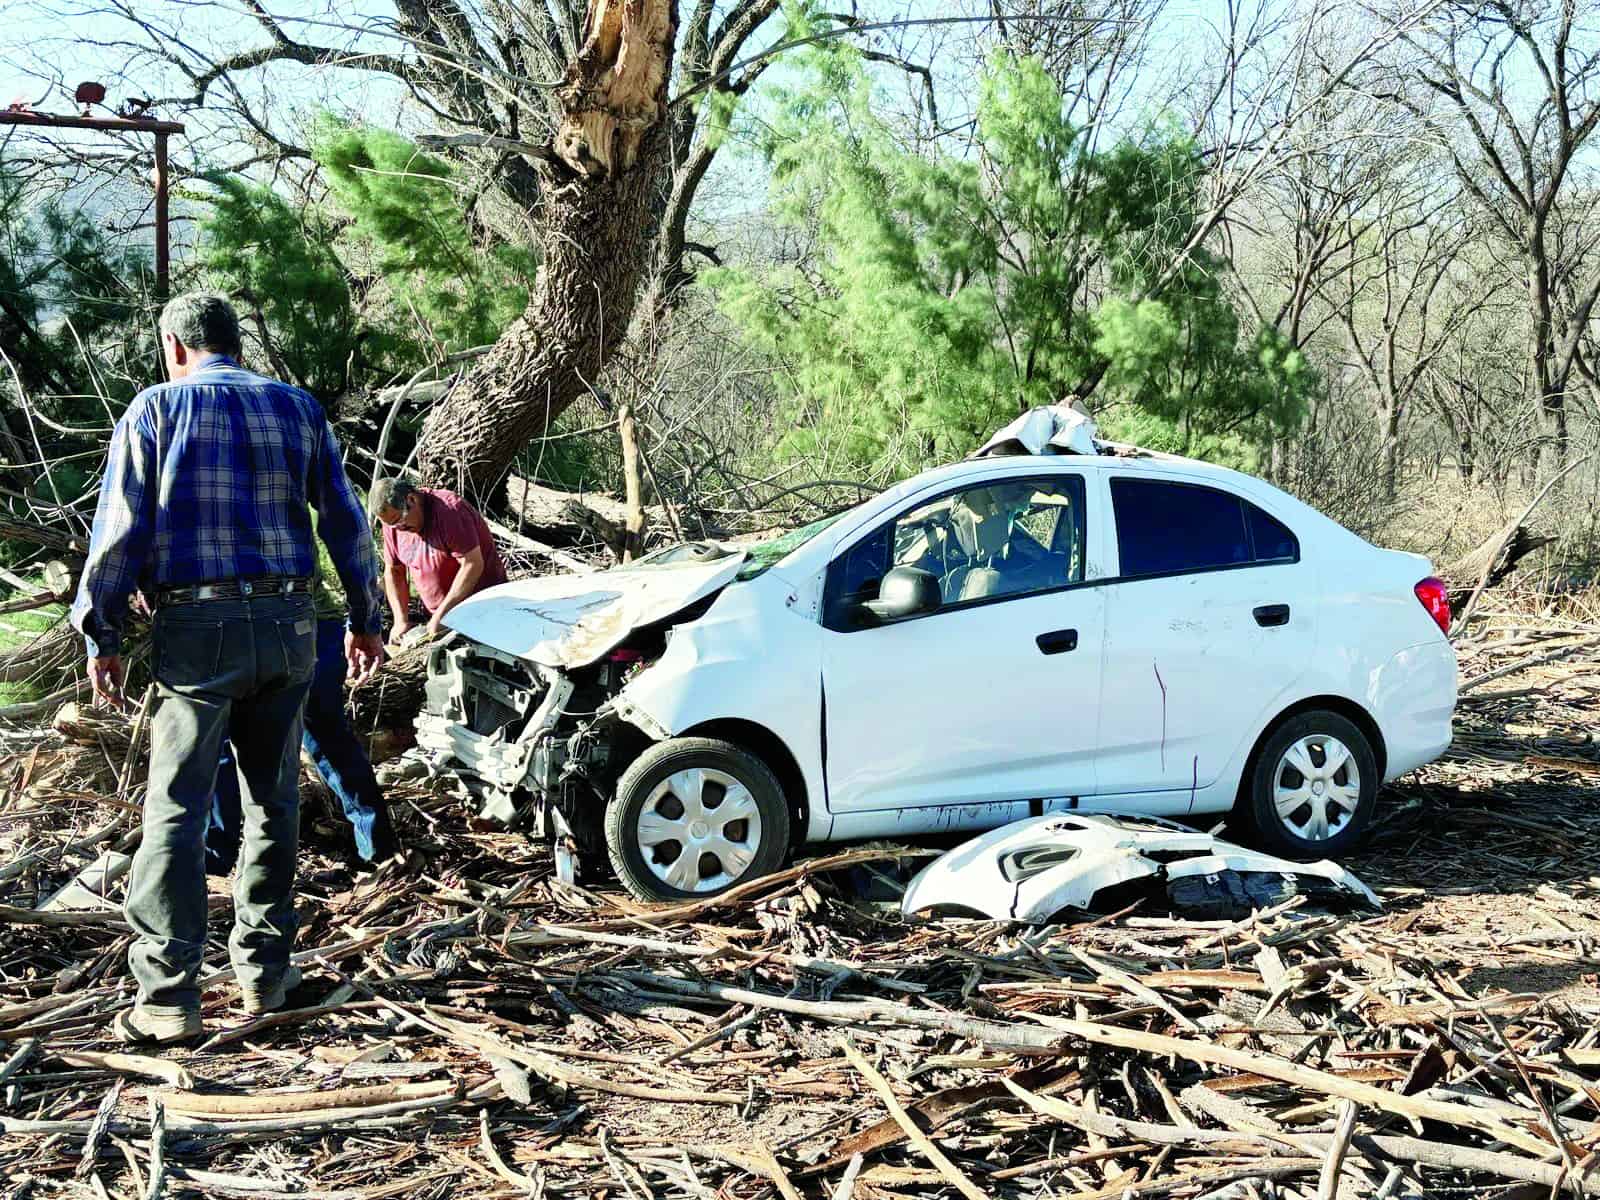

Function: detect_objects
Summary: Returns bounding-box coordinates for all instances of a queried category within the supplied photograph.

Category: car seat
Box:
[944,488,1016,601]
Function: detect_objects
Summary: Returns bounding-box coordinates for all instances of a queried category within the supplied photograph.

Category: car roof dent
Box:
[901,813,1379,924]
[442,547,749,668]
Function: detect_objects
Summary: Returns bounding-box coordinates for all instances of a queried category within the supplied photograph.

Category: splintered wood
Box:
[5,591,1600,1198]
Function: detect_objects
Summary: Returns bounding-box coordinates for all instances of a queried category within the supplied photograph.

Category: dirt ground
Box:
[5,615,1600,1199]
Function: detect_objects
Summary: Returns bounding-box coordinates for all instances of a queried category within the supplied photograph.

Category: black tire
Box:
[1237,710,1378,860]
[605,737,791,901]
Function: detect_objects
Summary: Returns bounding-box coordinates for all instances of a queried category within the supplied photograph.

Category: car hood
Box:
[442,544,749,668]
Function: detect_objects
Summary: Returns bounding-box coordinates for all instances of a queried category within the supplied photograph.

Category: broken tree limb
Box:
[3,1091,469,1137]
[371,345,492,470]
[620,972,1557,1156]
[839,1040,989,1200]
[483,517,594,575]
[1317,1099,1359,1200]
[59,1051,194,1090]
[0,514,88,556]
[0,903,130,929]
[159,1079,460,1117]
[505,473,709,555]
[1458,635,1600,693]
[1451,453,1592,636]
[479,1108,540,1190]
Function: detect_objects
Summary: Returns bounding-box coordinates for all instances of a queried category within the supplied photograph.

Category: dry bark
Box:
[415,0,678,497]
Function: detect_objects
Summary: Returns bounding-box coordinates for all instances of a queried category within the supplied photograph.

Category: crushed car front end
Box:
[406,544,747,870]
[403,523,840,893]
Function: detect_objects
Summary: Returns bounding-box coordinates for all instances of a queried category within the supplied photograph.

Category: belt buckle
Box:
[240,581,254,596]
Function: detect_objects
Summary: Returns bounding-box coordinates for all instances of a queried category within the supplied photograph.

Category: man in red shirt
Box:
[370,476,508,639]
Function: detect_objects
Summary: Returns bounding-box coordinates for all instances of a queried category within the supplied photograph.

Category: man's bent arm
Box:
[71,403,157,658]
[385,559,412,632]
[307,418,382,636]
[427,545,485,631]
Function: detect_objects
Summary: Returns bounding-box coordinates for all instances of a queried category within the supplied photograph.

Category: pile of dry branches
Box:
[3,594,1600,1199]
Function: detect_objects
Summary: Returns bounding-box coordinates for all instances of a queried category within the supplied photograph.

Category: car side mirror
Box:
[861,566,940,622]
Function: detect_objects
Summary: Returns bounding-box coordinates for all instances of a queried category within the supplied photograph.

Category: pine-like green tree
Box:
[197,121,539,404]
[711,50,1316,475]
[199,175,362,400]
[314,119,536,354]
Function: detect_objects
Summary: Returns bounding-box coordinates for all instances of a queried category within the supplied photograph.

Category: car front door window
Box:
[825,475,1087,629]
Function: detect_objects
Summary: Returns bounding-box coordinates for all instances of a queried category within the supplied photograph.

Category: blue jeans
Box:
[128,595,315,1008]
[207,618,396,872]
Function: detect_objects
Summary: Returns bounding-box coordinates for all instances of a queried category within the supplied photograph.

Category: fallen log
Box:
[0,514,88,556]
[1443,522,1555,605]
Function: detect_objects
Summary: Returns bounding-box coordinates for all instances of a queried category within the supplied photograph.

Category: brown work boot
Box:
[113,1004,201,1045]
[240,965,303,1015]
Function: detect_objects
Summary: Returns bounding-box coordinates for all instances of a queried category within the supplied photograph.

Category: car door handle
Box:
[1036,628,1078,655]
[1253,604,1291,627]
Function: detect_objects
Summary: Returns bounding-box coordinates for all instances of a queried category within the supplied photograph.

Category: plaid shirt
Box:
[72,357,383,656]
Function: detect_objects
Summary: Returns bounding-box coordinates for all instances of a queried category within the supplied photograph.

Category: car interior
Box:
[827,478,1085,626]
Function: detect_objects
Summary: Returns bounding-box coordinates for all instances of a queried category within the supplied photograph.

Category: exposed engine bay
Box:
[404,541,747,881]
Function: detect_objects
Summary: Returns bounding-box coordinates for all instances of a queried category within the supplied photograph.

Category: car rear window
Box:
[1111,478,1298,578]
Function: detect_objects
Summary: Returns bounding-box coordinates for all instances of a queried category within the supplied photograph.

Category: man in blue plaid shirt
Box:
[72,293,385,1044]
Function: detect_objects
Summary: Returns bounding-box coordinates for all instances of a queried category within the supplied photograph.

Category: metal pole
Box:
[154,131,170,300]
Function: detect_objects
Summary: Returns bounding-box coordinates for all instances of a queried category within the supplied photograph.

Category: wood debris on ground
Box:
[4,592,1600,1199]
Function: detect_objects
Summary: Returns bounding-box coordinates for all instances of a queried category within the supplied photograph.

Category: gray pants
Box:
[125,594,316,1009]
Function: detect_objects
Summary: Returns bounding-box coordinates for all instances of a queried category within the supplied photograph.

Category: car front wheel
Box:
[606,737,791,901]
[1240,711,1378,860]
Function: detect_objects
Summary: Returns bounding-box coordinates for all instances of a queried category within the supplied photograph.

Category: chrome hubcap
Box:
[636,767,762,893]
[1272,734,1360,842]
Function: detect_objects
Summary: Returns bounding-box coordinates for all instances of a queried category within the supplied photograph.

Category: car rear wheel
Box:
[606,737,791,901]
[1240,711,1378,860]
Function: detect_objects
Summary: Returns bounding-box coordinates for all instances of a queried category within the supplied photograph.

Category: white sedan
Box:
[418,445,1457,901]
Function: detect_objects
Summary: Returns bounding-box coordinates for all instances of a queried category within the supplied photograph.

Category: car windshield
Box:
[736,511,852,580]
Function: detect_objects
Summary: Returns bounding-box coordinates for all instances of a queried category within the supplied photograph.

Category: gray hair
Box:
[159,293,242,355]
[369,475,418,515]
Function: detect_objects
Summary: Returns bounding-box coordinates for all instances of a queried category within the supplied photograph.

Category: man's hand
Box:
[88,655,128,711]
[426,612,444,638]
[346,631,385,686]
[391,617,413,642]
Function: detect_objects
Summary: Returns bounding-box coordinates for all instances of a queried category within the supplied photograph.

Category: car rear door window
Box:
[1245,502,1298,562]
[1111,478,1297,578]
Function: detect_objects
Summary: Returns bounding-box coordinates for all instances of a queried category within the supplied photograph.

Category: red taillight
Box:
[1414,576,1451,635]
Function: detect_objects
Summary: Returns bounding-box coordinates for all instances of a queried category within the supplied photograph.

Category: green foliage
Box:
[197,121,538,406]
[314,118,535,353]
[198,175,362,399]
[0,164,147,399]
[710,49,1316,475]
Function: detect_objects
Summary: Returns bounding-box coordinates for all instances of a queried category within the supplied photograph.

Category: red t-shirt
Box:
[382,488,508,614]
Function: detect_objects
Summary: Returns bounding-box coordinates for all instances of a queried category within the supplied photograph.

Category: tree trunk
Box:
[1378,395,1400,502]
[414,0,678,499]
[1527,241,1570,485]
[1537,388,1569,485]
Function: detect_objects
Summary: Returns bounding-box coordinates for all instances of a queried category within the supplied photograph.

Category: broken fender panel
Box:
[974,402,1098,458]
[442,543,748,669]
[901,813,1378,924]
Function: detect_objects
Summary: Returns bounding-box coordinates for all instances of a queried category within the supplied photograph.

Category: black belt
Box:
[156,578,311,606]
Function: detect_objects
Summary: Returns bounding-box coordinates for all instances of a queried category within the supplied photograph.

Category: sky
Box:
[1,0,1568,261]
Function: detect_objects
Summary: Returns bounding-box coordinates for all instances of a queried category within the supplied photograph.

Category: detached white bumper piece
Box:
[901,813,1379,924]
